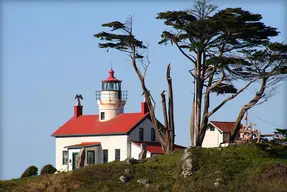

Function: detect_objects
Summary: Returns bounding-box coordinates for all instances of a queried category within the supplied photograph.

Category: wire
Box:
[256,116,286,129]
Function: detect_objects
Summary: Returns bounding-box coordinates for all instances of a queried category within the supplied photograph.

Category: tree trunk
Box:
[131,45,168,152]
[230,77,267,142]
[190,98,195,146]
[196,74,213,146]
[167,64,175,151]
[161,90,170,151]
[194,52,203,146]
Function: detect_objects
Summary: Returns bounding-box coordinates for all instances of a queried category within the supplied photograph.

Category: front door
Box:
[72,152,79,170]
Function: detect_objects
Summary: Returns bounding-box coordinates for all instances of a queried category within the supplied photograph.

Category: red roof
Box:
[132,141,186,154]
[102,69,121,82]
[210,121,242,132]
[52,112,149,137]
[64,142,101,148]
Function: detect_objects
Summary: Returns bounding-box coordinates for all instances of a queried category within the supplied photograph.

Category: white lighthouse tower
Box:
[96,69,127,122]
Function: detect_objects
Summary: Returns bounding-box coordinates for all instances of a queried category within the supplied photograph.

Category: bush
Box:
[21,165,38,178]
[40,164,57,175]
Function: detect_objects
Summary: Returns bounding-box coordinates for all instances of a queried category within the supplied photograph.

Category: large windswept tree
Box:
[156,0,278,146]
[94,17,175,153]
[229,42,287,142]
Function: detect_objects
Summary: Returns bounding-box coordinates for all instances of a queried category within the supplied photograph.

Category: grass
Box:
[1,142,287,192]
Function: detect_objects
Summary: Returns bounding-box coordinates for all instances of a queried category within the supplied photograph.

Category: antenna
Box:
[111,60,113,69]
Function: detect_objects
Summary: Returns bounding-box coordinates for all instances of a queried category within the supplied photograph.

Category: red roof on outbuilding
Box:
[52,112,150,137]
[210,121,242,133]
[132,141,186,154]
[64,142,101,148]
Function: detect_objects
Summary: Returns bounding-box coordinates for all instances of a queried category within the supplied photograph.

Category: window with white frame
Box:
[103,149,108,163]
[115,149,120,161]
[87,150,95,164]
[62,151,68,165]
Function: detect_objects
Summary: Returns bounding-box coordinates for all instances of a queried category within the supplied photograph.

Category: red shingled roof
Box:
[64,142,101,148]
[210,121,242,132]
[52,113,150,137]
[132,141,186,154]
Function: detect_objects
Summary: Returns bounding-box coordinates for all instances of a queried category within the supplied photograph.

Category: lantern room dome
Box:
[102,68,122,83]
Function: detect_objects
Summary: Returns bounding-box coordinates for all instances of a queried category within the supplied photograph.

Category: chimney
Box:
[141,101,149,114]
[74,94,83,118]
[74,106,83,118]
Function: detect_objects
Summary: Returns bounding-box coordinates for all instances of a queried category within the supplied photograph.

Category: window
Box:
[210,125,215,131]
[100,112,105,120]
[139,128,144,141]
[103,149,108,163]
[115,149,120,161]
[87,150,95,164]
[151,128,155,141]
[62,151,68,165]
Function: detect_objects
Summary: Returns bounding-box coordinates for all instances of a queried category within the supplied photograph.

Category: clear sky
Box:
[1,0,286,180]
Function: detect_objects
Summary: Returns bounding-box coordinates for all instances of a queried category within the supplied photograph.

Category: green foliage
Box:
[156,0,280,95]
[3,144,287,191]
[20,165,38,178]
[40,164,57,175]
[93,19,147,59]
[272,128,287,145]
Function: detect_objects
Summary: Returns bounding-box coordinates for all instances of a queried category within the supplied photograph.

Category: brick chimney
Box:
[141,100,149,114]
[74,94,83,118]
[74,105,83,118]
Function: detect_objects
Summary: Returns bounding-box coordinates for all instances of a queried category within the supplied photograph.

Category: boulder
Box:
[124,169,131,175]
[180,148,193,177]
[119,175,129,184]
[137,179,151,185]
[214,178,227,187]
[125,158,139,165]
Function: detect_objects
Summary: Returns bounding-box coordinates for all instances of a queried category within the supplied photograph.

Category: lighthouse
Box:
[96,69,127,122]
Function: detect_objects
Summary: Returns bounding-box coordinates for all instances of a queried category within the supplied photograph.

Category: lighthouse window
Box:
[101,112,105,120]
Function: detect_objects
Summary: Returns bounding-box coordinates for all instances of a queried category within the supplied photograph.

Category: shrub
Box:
[40,164,57,175]
[21,165,38,178]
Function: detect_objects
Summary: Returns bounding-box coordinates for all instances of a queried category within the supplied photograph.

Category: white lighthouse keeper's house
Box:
[52,69,185,172]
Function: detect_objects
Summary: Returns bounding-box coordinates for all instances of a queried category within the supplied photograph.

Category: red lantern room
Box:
[102,69,122,91]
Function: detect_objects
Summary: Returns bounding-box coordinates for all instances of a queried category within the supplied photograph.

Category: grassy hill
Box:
[1,143,287,192]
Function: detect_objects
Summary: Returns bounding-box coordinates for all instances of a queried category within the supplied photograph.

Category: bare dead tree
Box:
[94,16,175,153]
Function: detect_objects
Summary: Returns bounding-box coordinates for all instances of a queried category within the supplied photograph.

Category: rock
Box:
[73,184,81,190]
[119,175,129,184]
[181,170,193,178]
[213,178,227,187]
[125,158,139,165]
[145,183,150,189]
[137,179,151,185]
[124,169,131,175]
[180,149,193,177]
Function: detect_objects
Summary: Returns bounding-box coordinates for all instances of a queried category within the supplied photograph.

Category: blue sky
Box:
[1,1,286,180]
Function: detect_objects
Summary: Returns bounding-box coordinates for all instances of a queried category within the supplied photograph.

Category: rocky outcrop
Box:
[125,158,139,165]
[180,148,193,177]
[137,178,151,186]
[119,175,129,184]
